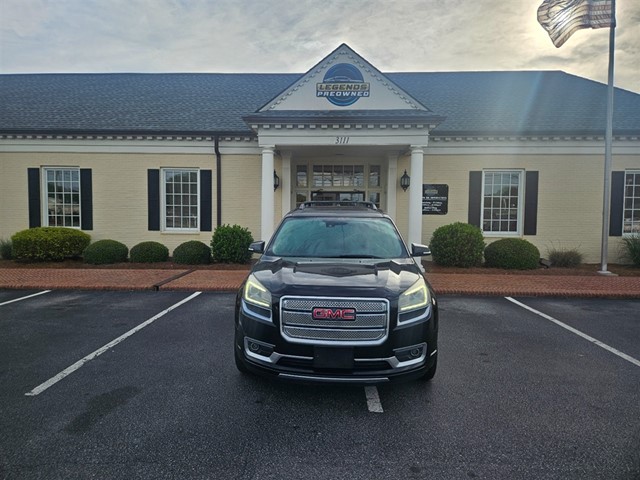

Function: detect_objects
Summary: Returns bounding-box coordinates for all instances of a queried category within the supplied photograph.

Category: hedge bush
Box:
[547,245,583,268]
[429,222,485,267]
[211,224,254,264]
[620,234,640,266]
[484,238,540,270]
[83,239,129,265]
[11,227,91,262]
[0,238,12,260]
[129,241,169,263]
[173,240,212,265]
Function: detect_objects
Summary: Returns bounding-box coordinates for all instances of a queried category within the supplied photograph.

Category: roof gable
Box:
[258,44,430,113]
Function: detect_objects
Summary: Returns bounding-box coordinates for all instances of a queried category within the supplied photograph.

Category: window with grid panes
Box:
[163,169,199,230]
[481,171,523,234]
[623,170,640,235]
[44,168,81,227]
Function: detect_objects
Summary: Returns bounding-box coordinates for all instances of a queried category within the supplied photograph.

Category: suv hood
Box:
[251,256,424,298]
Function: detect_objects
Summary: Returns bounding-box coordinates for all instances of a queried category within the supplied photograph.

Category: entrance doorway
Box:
[311,191,365,202]
[293,163,383,208]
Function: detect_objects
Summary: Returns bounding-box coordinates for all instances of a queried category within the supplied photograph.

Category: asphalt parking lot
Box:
[1,290,639,480]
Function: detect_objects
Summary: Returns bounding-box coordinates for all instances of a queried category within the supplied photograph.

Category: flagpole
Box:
[598,0,616,275]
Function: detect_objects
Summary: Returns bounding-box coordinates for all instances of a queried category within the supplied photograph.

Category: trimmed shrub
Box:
[173,240,212,265]
[547,246,583,268]
[83,239,129,265]
[429,222,485,267]
[620,234,640,266]
[129,241,169,263]
[484,238,540,270]
[211,224,254,264]
[0,238,12,260]
[11,227,91,262]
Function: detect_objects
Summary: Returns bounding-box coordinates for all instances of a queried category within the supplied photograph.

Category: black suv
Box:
[234,201,438,384]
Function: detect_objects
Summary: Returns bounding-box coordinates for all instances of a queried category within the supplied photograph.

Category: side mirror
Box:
[248,241,265,254]
[411,243,431,257]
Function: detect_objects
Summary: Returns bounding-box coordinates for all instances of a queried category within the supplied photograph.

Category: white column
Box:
[386,152,398,220]
[281,150,292,217]
[408,145,425,246]
[261,146,275,242]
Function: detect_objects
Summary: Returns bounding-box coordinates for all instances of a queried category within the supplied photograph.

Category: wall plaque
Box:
[422,184,449,215]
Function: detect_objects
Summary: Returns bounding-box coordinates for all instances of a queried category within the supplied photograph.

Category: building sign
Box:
[422,184,449,215]
[316,63,370,107]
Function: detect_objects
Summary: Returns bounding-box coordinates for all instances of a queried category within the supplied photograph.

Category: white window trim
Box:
[41,166,82,229]
[481,169,524,237]
[160,168,200,233]
[623,169,640,237]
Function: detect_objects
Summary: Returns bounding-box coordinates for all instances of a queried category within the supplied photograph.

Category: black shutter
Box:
[27,168,42,228]
[28,168,41,228]
[468,171,482,227]
[148,169,160,231]
[80,169,93,230]
[609,171,625,237]
[200,170,212,232]
[524,171,539,236]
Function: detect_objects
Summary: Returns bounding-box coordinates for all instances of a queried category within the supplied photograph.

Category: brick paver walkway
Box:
[426,273,640,298]
[1,268,639,298]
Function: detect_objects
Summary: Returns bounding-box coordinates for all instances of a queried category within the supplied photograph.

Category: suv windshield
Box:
[267,216,409,259]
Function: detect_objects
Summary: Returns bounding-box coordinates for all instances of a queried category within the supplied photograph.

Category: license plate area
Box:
[313,347,354,369]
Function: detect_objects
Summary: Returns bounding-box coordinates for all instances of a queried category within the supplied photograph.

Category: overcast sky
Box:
[1,0,638,93]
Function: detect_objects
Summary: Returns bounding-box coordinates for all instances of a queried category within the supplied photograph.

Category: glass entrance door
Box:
[311,191,365,202]
[294,163,382,208]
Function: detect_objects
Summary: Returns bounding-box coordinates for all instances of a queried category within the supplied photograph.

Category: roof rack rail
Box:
[298,201,378,210]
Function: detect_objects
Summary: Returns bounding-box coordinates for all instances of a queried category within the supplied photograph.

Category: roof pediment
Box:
[256,44,432,114]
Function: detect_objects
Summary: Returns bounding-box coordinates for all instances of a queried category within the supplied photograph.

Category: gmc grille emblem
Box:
[312,307,356,320]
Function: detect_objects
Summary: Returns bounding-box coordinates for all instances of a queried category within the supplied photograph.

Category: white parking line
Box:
[506,297,640,368]
[25,291,202,396]
[0,290,51,307]
[365,386,384,413]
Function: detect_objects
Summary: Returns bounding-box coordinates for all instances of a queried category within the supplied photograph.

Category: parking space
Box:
[508,296,640,361]
[1,291,639,479]
[1,290,197,397]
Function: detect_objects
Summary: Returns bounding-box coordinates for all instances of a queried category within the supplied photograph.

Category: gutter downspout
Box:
[214,136,222,227]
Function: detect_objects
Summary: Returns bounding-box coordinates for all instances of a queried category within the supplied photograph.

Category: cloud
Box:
[0,0,638,92]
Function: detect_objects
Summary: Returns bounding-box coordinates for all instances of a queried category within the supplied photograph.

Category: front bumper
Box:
[235,299,438,385]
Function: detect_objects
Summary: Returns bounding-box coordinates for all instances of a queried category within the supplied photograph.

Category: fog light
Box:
[245,337,275,358]
[394,343,427,363]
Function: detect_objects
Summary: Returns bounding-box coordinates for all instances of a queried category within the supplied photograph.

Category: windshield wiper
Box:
[335,254,383,259]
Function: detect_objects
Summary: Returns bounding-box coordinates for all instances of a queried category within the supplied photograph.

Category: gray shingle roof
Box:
[392,71,640,136]
[1,71,639,136]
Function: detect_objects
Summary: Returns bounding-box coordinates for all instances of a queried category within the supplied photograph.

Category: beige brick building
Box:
[1,45,639,263]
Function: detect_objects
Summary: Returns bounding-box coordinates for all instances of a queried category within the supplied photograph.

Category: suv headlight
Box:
[398,277,430,319]
[243,274,272,309]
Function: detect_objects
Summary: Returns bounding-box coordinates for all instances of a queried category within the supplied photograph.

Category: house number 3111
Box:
[335,136,350,145]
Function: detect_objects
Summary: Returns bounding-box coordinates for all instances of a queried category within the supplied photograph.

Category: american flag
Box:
[538,0,614,47]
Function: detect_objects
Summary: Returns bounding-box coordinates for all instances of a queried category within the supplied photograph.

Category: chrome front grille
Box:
[280,296,389,346]
[282,311,387,328]
[282,298,387,312]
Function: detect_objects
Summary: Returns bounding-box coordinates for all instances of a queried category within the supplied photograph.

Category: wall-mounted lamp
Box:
[273,170,280,191]
[400,170,411,191]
